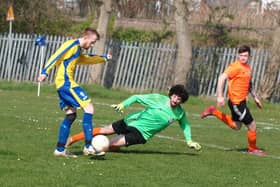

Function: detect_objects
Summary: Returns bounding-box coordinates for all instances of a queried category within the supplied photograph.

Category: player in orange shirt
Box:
[201,45,265,156]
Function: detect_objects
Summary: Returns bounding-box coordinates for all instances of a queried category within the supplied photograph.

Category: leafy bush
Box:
[111,27,175,43]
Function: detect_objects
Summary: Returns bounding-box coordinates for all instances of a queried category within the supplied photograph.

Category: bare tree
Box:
[0,0,72,34]
[258,9,280,101]
[173,0,192,86]
[89,0,112,84]
[258,27,280,101]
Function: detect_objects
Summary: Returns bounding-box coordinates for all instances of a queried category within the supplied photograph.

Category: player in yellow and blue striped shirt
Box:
[38,28,112,158]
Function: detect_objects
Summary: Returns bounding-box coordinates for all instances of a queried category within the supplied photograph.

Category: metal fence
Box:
[0,33,89,84]
[0,33,177,92]
[0,33,279,102]
[189,47,280,102]
[188,47,270,95]
[102,41,177,92]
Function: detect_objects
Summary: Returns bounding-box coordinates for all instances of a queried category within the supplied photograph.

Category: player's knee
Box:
[233,126,241,131]
[66,113,77,124]
[232,124,241,130]
[232,122,242,130]
[102,125,115,134]
[84,103,94,114]
[247,121,256,131]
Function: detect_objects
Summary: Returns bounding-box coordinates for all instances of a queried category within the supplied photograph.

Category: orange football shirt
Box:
[224,60,251,104]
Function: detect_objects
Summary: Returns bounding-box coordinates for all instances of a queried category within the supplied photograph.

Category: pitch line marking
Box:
[94,101,280,159]
[94,102,279,127]
[155,134,280,160]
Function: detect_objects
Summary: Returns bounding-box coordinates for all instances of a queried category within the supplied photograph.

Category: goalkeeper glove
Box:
[187,141,201,151]
[110,103,124,114]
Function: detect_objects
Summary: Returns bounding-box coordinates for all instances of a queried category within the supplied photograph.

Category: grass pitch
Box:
[0,82,279,187]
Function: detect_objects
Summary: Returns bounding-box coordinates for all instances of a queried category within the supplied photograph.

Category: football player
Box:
[201,45,265,156]
[66,85,201,153]
[38,28,112,157]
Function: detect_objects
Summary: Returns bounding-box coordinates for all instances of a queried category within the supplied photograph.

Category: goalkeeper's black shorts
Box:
[112,119,146,146]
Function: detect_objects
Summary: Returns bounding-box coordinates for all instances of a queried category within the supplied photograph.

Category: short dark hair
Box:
[168,84,189,103]
[82,27,100,40]
[238,45,251,55]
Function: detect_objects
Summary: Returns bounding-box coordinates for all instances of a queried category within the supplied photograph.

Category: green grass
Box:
[0,82,279,187]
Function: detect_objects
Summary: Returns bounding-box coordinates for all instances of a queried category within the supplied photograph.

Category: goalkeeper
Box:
[66,85,201,152]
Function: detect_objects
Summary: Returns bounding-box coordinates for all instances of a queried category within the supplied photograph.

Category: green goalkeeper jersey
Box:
[121,93,192,142]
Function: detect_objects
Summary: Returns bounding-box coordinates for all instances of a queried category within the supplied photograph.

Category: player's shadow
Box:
[70,150,107,160]
[71,146,200,157]
[0,150,17,157]
[225,147,266,153]
[235,148,249,152]
[112,149,199,156]
[89,155,107,160]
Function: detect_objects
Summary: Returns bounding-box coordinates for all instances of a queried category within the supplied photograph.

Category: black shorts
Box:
[228,100,254,125]
[112,119,146,146]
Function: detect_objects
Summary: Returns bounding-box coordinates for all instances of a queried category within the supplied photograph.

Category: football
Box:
[91,135,110,152]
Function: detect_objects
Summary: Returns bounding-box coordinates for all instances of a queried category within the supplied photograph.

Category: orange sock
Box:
[212,109,235,129]
[247,130,257,151]
[70,127,102,145]
[70,132,85,144]
[93,127,101,136]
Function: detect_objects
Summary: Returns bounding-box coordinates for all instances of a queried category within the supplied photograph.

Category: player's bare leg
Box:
[108,135,125,152]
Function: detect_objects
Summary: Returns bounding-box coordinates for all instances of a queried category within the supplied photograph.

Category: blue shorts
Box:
[57,86,91,110]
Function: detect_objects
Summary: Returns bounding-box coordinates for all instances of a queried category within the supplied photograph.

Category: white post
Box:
[37,46,44,96]
[7,21,12,81]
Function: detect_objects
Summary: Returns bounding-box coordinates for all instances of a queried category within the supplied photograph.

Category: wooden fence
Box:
[0,33,279,102]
